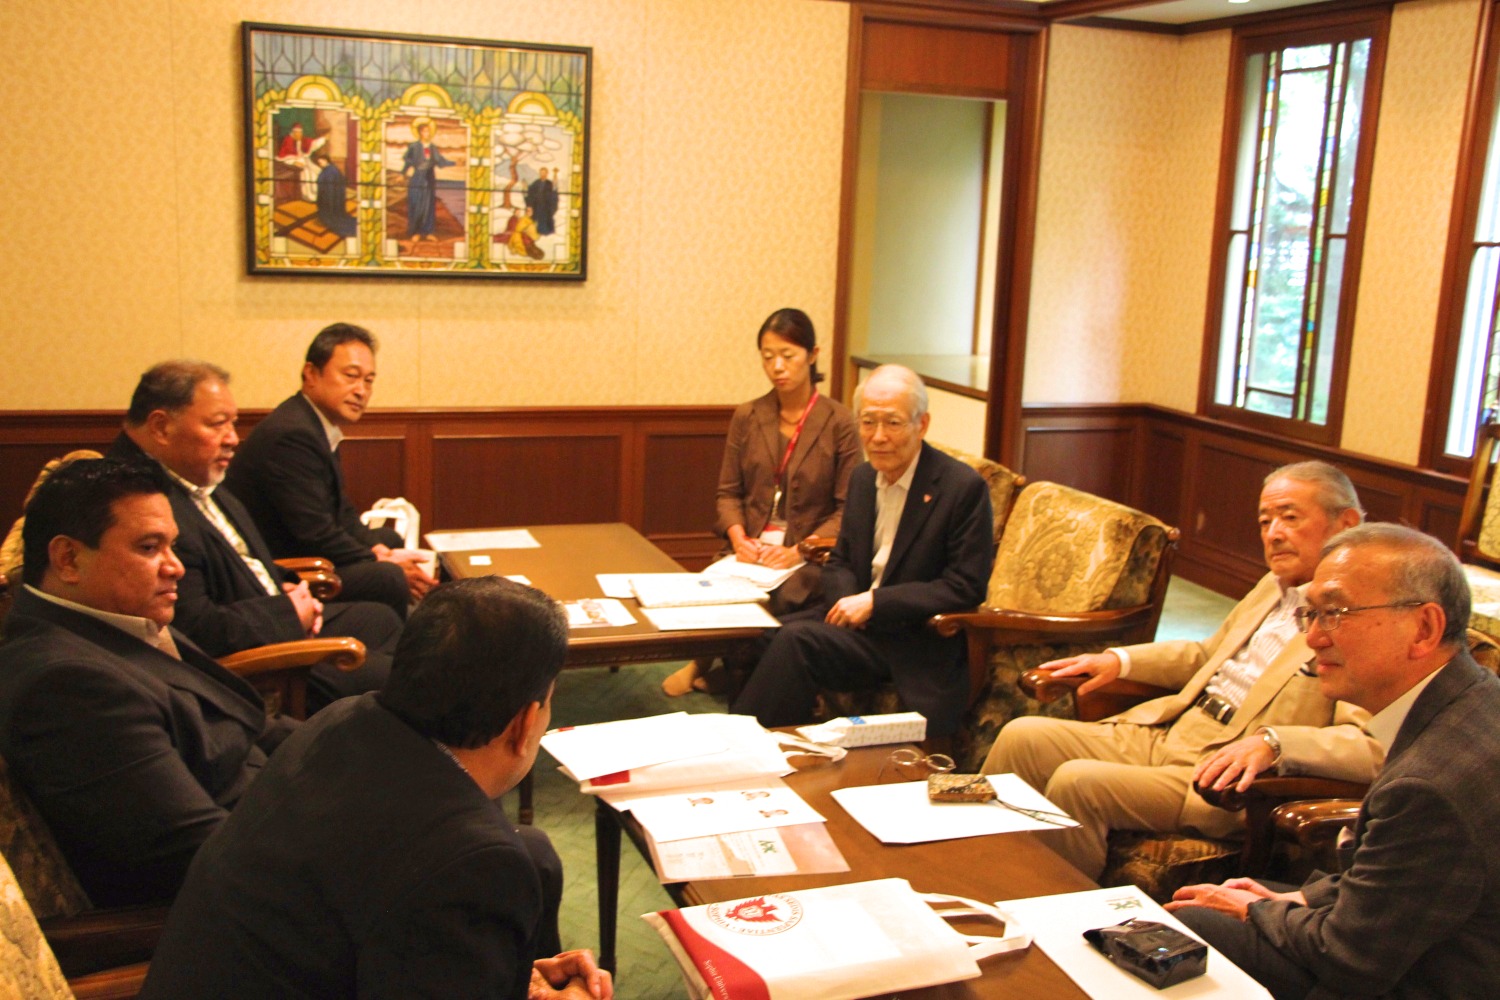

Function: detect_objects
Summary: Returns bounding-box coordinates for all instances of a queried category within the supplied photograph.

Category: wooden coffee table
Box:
[437,522,767,667]
[600,742,1095,997]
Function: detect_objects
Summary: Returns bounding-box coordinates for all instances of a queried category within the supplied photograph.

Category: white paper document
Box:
[585,715,791,799]
[628,573,768,608]
[595,574,636,599]
[627,781,825,842]
[563,598,635,628]
[701,552,803,591]
[640,603,780,631]
[652,827,803,880]
[829,773,1079,844]
[540,712,727,782]
[1002,886,1273,999]
[425,528,540,551]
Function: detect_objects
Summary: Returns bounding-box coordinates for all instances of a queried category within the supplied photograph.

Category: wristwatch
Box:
[1258,726,1283,772]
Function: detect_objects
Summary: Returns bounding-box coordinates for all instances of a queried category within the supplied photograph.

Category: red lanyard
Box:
[771,392,819,519]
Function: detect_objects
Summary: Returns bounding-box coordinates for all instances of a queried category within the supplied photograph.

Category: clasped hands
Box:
[529,949,612,999]
[372,543,438,599]
[1164,878,1306,921]
[732,535,800,569]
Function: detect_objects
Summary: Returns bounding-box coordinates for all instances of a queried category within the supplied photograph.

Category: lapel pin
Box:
[923,493,932,503]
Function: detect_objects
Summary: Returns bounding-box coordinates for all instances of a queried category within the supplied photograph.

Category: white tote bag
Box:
[359,496,421,549]
[642,877,1029,1000]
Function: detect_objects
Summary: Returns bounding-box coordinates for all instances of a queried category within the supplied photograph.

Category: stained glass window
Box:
[1206,21,1384,440]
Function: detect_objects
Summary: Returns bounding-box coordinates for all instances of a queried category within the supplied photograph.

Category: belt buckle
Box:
[1198,694,1233,724]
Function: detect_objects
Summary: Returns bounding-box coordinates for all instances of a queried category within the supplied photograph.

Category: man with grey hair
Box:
[983,460,1382,879]
[732,365,994,737]
[108,360,400,708]
[1169,524,1500,998]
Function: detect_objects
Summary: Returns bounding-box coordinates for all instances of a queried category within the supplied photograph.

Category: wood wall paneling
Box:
[861,20,1015,96]
[2,402,1473,599]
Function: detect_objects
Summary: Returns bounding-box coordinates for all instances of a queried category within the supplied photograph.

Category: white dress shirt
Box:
[870,459,918,589]
[26,584,181,659]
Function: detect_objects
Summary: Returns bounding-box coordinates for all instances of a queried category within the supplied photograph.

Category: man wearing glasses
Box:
[732,365,994,739]
[983,461,1381,879]
[1167,524,1500,999]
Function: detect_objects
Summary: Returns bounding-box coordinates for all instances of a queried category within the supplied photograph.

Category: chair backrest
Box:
[0,754,92,922]
[1,450,105,589]
[930,442,1025,543]
[987,481,1175,620]
[1457,423,1500,566]
[0,848,75,1000]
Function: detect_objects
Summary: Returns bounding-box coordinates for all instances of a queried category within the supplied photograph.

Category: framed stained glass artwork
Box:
[242,23,591,280]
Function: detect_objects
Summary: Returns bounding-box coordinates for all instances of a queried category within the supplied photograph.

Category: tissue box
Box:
[796,712,927,748]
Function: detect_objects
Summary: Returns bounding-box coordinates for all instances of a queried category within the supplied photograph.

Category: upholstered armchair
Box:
[931,482,1179,770]
[1022,628,1500,901]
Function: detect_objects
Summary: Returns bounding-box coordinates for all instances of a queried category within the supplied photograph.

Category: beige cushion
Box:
[987,482,1169,613]
[931,442,1021,542]
[0,850,73,1000]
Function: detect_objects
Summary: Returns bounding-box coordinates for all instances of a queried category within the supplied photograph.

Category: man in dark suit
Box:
[732,365,994,737]
[140,578,610,1000]
[1167,524,1500,999]
[0,459,294,907]
[107,360,400,707]
[224,323,435,618]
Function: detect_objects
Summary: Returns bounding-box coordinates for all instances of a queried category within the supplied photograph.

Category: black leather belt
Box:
[1195,692,1236,724]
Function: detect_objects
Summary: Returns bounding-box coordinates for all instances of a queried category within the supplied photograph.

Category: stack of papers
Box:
[543,713,849,883]
[627,573,768,608]
[701,552,804,592]
[425,528,540,551]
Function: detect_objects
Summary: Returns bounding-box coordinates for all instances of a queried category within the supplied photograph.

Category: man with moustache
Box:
[108,360,400,707]
[982,461,1382,879]
[226,323,435,617]
[1169,525,1500,999]
[0,459,292,906]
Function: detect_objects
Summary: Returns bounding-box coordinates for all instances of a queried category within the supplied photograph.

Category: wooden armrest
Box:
[40,904,169,980]
[68,961,150,1000]
[1271,799,1361,848]
[217,637,366,677]
[273,558,342,600]
[931,605,1156,642]
[797,536,836,566]
[1017,664,1174,704]
[1198,776,1370,813]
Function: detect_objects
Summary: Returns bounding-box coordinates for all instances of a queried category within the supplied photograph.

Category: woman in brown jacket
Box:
[663,308,860,695]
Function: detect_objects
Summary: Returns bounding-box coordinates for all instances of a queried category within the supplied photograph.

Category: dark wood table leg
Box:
[595,797,621,974]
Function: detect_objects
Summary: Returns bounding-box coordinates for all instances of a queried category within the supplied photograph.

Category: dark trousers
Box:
[1175,890,1316,1000]
[307,600,402,710]
[332,559,410,621]
[730,609,897,729]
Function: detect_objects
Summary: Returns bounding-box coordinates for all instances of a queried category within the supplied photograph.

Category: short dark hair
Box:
[1266,460,1365,521]
[305,323,377,370]
[1322,523,1470,646]
[377,577,568,748]
[758,308,823,387]
[21,459,170,587]
[125,360,230,426]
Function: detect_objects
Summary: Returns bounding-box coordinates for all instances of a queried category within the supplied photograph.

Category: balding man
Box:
[108,360,399,708]
[732,365,994,738]
[1169,524,1500,999]
[983,461,1382,880]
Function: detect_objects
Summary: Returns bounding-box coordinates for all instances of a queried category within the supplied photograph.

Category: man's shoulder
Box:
[0,604,147,712]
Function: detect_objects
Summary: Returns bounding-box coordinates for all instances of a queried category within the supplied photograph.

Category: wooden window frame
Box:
[1197,9,1390,448]
[1422,0,1500,476]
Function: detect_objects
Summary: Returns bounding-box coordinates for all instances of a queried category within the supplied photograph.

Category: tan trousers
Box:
[981,711,1241,880]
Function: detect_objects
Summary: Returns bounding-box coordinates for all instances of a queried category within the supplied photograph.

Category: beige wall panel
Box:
[1342,0,1481,463]
[0,0,847,411]
[1121,30,1229,412]
[634,0,849,405]
[1026,29,1188,407]
[0,0,185,408]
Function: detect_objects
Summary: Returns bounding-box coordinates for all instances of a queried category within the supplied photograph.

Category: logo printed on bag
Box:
[706,894,804,936]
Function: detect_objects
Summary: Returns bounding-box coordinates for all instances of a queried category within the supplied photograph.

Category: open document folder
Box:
[539,712,727,782]
[830,773,1079,844]
[1002,885,1273,999]
[645,822,850,883]
[572,715,792,800]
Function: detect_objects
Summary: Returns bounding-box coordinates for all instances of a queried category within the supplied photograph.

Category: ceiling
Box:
[1023,0,1347,28]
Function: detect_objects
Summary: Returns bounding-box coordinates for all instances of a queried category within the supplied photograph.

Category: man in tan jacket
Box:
[983,460,1381,879]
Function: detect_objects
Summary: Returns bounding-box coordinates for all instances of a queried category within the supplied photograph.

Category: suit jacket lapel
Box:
[883,444,939,583]
[15,592,265,731]
[754,393,782,484]
[1230,630,1314,728]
